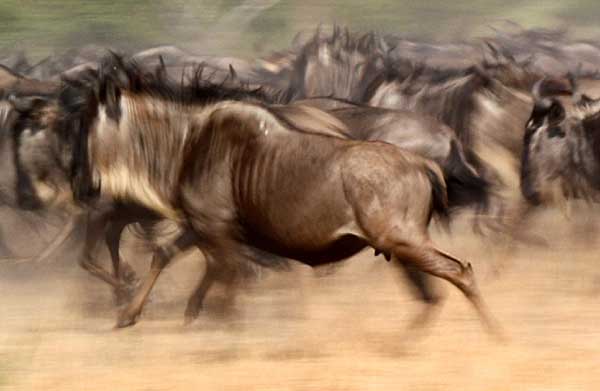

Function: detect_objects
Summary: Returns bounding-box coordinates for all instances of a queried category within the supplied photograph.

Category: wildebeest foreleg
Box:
[183,252,218,324]
[116,230,197,328]
[80,212,125,292]
[183,250,241,324]
[104,218,140,304]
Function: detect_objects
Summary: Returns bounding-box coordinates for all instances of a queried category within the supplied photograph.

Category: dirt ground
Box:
[1,208,600,390]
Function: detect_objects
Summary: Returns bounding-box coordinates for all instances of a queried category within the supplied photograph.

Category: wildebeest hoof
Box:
[115,310,141,328]
[183,304,202,325]
[374,249,391,261]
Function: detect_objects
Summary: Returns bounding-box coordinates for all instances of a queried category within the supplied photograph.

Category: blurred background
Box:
[2,0,599,59]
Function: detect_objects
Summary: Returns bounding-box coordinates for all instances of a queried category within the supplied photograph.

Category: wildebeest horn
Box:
[568,63,583,101]
[155,55,167,80]
[228,64,238,82]
[567,71,578,94]
[531,78,546,100]
[484,40,500,56]
[531,78,553,109]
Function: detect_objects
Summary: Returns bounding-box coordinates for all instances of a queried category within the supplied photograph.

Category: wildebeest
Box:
[6,54,500,336]
[2,57,492,325]
[0,66,76,260]
[521,78,600,206]
[261,27,391,103]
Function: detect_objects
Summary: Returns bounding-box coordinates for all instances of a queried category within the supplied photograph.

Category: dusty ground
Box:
[1,208,600,390]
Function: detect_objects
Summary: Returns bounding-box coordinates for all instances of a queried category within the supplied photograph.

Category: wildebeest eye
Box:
[547,126,565,139]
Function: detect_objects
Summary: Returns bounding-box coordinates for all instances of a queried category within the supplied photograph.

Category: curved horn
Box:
[567,71,578,94]
[484,40,500,58]
[228,64,238,82]
[532,77,547,100]
[531,77,553,109]
[568,63,583,102]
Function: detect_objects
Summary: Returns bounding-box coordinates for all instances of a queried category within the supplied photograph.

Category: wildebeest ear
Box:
[578,94,600,109]
[7,94,48,114]
[469,64,493,86]
[97,52,133,121]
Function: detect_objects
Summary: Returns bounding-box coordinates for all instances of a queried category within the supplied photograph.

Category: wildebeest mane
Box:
[92,53,277,109]
[53,72,101,203]
[420,64,488,150]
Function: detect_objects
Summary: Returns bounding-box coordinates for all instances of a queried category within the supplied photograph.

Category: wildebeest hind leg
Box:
[184,249,241,324]
[390,240,503,339]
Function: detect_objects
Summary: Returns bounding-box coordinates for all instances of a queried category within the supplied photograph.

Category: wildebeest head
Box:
[285,27,388,101]
[6,71,100,211]
[521,78,600,205]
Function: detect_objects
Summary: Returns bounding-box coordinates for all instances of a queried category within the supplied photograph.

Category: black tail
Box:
[425,166,450,227]
[443,141,491,212]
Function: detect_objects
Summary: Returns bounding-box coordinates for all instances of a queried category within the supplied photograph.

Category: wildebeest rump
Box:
[6,54,500,336]
[296,98,489,210]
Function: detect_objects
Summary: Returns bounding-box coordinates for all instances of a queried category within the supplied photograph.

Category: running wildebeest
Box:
[0,66,75,260]
[6,54,501,336]
[3,57,491,325]
[262,27,391,103]
[521,78,600,206]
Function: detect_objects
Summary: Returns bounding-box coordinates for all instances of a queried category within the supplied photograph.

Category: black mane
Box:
[63,52,278,111]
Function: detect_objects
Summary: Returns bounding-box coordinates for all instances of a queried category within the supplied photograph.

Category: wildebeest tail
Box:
[424,164,450,227]
[443,140,490,212]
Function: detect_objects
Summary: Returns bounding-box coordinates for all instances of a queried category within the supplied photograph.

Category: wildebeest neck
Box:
[88,94,200,220]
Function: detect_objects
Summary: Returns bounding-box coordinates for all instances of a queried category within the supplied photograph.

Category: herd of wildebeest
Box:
[2,25,600,338]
